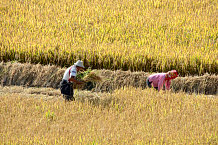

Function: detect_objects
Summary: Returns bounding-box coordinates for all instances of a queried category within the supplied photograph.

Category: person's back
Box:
[62,65,77,81]
[148,73,166,84]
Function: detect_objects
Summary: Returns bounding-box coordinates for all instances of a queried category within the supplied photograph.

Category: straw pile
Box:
[74,71,102,90]
[83,71,102,83]
[1,62,217,95]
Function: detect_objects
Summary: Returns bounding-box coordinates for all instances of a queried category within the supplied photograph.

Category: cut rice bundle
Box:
[74,71,102,90]
[83,72,102,82]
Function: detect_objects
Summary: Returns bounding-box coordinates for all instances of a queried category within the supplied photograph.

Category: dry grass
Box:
[1,62,217,95]
[0,86,217,144]
[0,0,217,75]
[83,71,102,83]
[73,70,103,90]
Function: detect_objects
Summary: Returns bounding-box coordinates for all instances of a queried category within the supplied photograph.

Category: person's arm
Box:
[165,80,171,90]
[158,77,165,91]
[68,68,84,84]
[69,76,84,84]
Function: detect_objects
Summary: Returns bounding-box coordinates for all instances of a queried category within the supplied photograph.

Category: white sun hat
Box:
[74,60,85,68]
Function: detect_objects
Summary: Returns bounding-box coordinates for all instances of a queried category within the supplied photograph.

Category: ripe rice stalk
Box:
[0,0,217,75]
[82,71,102,83]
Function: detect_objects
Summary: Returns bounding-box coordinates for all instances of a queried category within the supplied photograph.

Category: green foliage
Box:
[45,110,55,121]
[76,68,92,80]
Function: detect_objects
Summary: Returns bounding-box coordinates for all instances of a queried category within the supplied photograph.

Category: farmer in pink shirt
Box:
[146,70,178,91]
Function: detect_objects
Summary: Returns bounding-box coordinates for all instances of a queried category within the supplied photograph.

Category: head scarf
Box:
[165,70,178,80]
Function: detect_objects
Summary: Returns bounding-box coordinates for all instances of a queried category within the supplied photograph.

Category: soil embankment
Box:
[0,62,217,95]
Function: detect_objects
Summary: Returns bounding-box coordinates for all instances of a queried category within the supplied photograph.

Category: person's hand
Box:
[77,80,85,85]
[166,89,173,93]
[159,90,166,94]
[81,81,86,84]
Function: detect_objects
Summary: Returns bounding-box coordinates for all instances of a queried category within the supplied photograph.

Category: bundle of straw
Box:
[82,71,102,82]
[74,71,102,90]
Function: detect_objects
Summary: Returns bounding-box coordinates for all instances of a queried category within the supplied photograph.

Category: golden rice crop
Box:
[0,0,217,75]
[0,87,217,144]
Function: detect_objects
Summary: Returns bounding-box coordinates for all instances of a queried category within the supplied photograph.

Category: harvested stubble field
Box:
[0,0,217,75]
[0,85,217,144]
[0,0,218,144]
[0,62,217,144]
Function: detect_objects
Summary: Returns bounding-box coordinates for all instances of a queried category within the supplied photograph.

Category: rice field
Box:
[0,0,217,75]
[0,86,217,144]
[0,0,217,144]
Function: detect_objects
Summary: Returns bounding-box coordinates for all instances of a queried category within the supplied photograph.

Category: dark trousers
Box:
[60,80,75,101]
[146,78,158,90]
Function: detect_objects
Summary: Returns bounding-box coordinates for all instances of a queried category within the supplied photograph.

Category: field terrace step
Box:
[0,62,217,95]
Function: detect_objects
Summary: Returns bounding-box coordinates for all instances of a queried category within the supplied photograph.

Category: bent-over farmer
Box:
[146,70,178,91]
[60,60,85,101]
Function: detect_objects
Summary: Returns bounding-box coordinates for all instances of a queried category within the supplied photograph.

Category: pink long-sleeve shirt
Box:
[148,73,171,91]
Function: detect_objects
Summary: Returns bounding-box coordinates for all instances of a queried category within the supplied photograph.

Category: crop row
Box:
[0,0,217,75]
